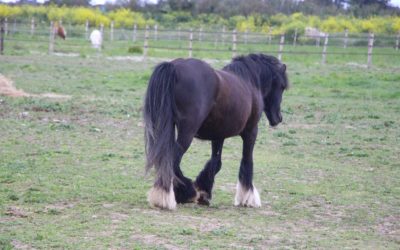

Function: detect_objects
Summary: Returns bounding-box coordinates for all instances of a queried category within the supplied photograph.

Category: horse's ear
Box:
[281,64,286,73]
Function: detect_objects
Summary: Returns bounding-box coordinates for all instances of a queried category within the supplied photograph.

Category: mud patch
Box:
[0,74,70,99]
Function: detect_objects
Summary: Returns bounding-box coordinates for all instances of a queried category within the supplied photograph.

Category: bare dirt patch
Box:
[131,234,183,250]
[44,202,75,213]
[0,74,70,99]
[5,206,31,218]
[11,240,32,250]
[376,215,400,241]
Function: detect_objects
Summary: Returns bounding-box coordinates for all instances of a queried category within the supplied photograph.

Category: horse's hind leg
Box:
[148,128,197,209]
[235,127,262,207]
[172,126,198,204]
[194,139,224,205]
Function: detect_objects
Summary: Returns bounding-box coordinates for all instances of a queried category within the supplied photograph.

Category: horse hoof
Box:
[174,178,198,204]
[196,191,210,206]
[197,196,210,206]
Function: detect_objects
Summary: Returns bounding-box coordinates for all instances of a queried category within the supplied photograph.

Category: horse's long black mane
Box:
[223,53,289,92]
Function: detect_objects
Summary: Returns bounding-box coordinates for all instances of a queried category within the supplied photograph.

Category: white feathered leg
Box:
[234,182,261,207]
[148,182,177,210]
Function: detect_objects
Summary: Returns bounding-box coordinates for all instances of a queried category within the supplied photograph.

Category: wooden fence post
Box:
[222,26,225,46]
[293,28,298,46]
[143,25,149,58]
[278,34,285,61]
[4,18,7,36]
[396,31,400,51]
[48,21,54,54]
[12,18,16,34]
[85,20,89,39]
[31,18,35,36]
[199,27,203,41]
[132,23,137,42]
[0,19,4,55]
[268,27,272,44]
[322,33,329,64]
[154,25,158,41]
[232,29,237,58]
[344,29,348,49]
[110,21,114,41]
[189,29,193,58]
[367,33,374,68]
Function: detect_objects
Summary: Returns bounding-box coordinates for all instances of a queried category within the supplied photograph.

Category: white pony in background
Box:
[90,29,102,50]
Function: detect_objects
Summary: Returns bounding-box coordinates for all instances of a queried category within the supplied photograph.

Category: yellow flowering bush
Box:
[0,4,21,18]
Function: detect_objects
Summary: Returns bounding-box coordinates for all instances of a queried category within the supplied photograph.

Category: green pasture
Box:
[0,41,399,249]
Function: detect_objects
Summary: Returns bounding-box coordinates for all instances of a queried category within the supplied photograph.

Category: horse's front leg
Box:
[235,127,262,207]
[194,139,224,205]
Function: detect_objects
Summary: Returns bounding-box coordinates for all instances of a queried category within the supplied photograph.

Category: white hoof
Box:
[234,182,261,208]
[148,183,177,210]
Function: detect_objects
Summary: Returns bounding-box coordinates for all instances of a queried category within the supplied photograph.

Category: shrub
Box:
[108,8,144,28]
[235,16,256,32]
[393,17,400,32]
[128,46,143,54]
[0,4,21,18]
[47,6,70,21]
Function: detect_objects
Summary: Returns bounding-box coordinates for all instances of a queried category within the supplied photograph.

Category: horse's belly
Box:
[195,109,250,140]
[195,125,240,140]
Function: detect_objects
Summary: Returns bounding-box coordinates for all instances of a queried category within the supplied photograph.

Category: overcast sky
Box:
[0,0,399,7]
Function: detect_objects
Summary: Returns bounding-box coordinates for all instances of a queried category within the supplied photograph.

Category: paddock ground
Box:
[0,54,399,249]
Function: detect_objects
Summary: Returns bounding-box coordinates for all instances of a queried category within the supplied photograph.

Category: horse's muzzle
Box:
[269,113,282,128]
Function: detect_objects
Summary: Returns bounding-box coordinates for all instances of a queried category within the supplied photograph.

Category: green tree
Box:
[349,0,389,7]
[47,0,90,7]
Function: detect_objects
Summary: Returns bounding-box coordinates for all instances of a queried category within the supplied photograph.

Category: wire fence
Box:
[1,19,400,67]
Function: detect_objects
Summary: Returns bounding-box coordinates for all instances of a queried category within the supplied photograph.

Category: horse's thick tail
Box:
[144,62,177,190]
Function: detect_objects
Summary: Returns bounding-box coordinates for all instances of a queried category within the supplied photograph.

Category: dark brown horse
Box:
[144,54,289,210]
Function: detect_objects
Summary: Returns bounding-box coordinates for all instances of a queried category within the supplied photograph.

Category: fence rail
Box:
[1,19,399,66]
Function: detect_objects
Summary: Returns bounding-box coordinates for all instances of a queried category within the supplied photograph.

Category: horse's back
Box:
[170,58,261,140]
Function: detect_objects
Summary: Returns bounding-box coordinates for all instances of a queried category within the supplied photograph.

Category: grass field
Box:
[0,46,399,249]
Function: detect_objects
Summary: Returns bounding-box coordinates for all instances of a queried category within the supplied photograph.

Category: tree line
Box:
[1,1,399,35]
[152,0,399,17]
[43,0,400,18]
